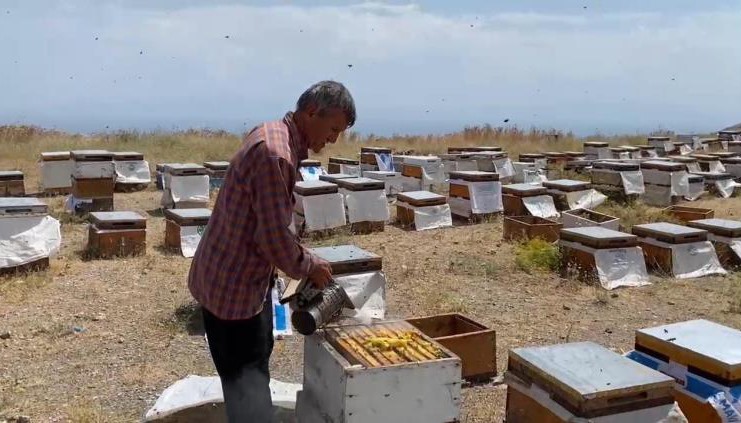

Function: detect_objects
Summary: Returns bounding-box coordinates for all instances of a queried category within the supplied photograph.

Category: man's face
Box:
[304,107,349,154]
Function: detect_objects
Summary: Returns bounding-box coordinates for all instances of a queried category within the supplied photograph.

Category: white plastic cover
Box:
[421,163,446,190]
[722,140,729,150]
[335,271,386,323]
[456,160,479,172]
[295,193,347,231]
[375,153,395,171]
[398,202,453,231]
[734,134,741,141]
[685,181,705,201]
[715,179,741,199]
[493,158,515,179]
[143,375,301,422]
[662,141,675,154]
[179,225,205,258]
[521,195,559,218]
[726,164,741,178]
[566,189,607,210]
[165,174,210,203]
[639,238,726,279]
[620,171,645,195]
[72,161,115,179]
[345,190,389,223]
[640,170,689,197]
[560,240,650,290]
[524,169,548,184]
[339,164,361,176]
[114,160,151,184]
[679,144,693,155]
[513,162,537,183]
[708,234,741,262]
[642,184,674,207]
[449,180,503,214]
[299,166,327,181]
[40,160,73,189]
[687,162,702,173]
[0,215,61,269]
[709,161,727,174]
[617,152,631,160]
[447,196,472,218]
[399,175,423,192]
[646,150,659,158]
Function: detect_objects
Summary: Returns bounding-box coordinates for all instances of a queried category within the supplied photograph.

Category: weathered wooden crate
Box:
[0,198,48,216]
[297,320,462,423]
[632,320,741,423]
[308,245,382,275]
[505,341,675,423]
[561,208,619,230]
[503,216,561,243]
[518,153,546,163]
[328,157,359,174]
[502,184,548,216]
[87,211,147,258]
[406,313,496,382]
[360,147,392,166]
[663,205,714,222]
[163,208,211,251]
[632,222,708,274]
[71,177,114,199]
[396,191,447,227]
[559,227,639,281]
[688,218,741,268]
[448,146,502,153]
[0,171,25,197]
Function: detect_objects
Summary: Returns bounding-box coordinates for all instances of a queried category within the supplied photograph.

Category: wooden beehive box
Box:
[591,161,640,186]
[298,320,462,423]
[503,216,562,243]
[319,173,356,184]
[448,171,499,199]
[360,146,392,166]
[335,178,387,233]
[39,151,73,194]
[308,245,382,275]
[328,157,359,174]
[505,342,675,423]
[609,147,630,159]
[543,179,591,193]
[294,181,339,215]
[112,151,144,161]
[396,191,447,226]
[300,159,322,168]
[87,211,147,258]
[729,141,741,153]
[559,227,639,281]
[71,176,114,199]
[518,153,546,163]
[71,150,113,162]
[502,184,548,217]
[0,197,48,216]
[163,208,211,251]
[637,145,658,157]
[406,313,496,382]
[203,160,229,175]
[561,208,619,231]
[335,177,385,192]
[633,320,741,423]
[583,142,609,159]
[663,205,714,222]
[688,218,741,268]
[164,163,208,176]
[0,171,25,197]
[632,222,708,274]
[700,138,724,151]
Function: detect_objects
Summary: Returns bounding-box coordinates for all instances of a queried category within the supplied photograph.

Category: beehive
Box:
[112,151,149,192]
[328,157,360,174]
[543,179,593,211]
[559,227,642,283]
[309,245,382,275]
[631,320,741,423]
[334,178,388,234]
[71,150,115,201]
[0,171,25,197]
[163,208,211,254]
[297,320,462,423]
[39,151,73,194]
[448,146,502,153]
[406,313,496,382]
[395,191,449,229]
[688,218,741,268]
[87,211,146,258]
[360,146,392,167]
[503,216,562,242]
[161,163,210,209]
[447,171,501,220]
[583,142,610,160]
[0,198,53,275]
[506,342,675,423]
[632,222,713,276]
[502,184,549,217]
[561,208,619,231]
[591,161,640,186]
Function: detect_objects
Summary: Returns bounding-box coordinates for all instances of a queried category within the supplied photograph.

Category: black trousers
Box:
[202,289,275,422]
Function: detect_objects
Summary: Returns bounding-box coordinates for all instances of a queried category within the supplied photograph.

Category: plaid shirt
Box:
[188,112,319,320]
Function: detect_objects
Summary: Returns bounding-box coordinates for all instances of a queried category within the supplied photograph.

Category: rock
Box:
[92,314,106,322]
[18,417,31,423]
[667,301,676,305]
[604,328,613,334]
[0,331,11,340]
[562,305,571,311]
[611,293,619,298]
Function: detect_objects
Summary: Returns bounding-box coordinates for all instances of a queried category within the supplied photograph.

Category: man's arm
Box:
[251,142,330,285]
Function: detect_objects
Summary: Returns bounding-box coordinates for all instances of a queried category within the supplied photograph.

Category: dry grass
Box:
[0,124,739,423]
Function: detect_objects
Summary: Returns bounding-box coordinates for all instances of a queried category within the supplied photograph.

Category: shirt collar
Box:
[283,111,309,163]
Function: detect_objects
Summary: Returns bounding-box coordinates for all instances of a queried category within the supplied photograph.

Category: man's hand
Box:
[307,259,332,290]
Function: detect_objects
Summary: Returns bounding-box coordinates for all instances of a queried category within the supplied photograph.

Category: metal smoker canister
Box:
[292,282,353,335]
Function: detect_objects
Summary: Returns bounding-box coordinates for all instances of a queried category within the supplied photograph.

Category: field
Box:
[2,125,741,422]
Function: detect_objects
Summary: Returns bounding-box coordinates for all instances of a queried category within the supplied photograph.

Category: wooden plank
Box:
[326,328,379,368]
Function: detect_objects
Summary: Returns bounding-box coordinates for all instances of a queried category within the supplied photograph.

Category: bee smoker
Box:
[283,278,355,336]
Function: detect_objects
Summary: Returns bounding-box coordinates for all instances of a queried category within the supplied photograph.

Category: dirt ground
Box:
[2,186,741,422]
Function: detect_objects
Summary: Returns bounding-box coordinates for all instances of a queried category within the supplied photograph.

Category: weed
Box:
[67,400,106,423]
[515,239,560,274]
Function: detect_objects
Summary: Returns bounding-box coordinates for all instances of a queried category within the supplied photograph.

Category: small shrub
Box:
[515,239,560,274]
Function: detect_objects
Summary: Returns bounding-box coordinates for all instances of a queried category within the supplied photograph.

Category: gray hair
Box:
[296,80,356,127]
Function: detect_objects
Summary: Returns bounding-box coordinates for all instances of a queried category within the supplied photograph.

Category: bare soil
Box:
[2,188,741,422]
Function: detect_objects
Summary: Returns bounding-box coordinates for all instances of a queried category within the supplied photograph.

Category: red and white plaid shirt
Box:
[188,112,319,320]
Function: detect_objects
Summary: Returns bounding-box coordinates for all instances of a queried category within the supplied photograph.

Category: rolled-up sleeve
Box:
[251,142,317,280]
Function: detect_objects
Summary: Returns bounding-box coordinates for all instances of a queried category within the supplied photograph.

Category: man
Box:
[188,80,356,422]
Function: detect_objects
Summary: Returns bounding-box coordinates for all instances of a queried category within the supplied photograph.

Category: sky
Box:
[1,0,740,136]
